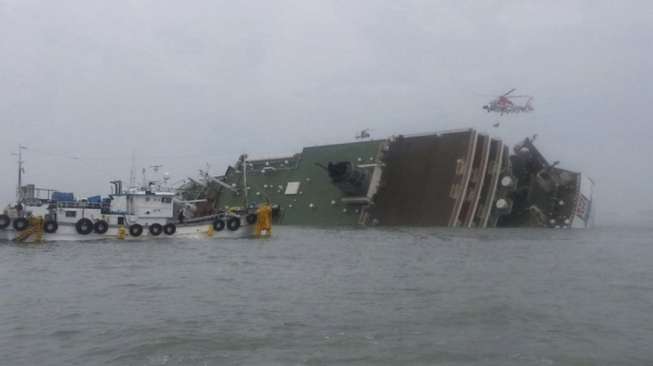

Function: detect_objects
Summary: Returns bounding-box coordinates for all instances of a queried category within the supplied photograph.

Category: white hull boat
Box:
[0,220,257,243]
[1,155,270,243]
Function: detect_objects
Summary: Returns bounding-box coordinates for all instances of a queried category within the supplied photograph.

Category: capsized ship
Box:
[189,129,593,228]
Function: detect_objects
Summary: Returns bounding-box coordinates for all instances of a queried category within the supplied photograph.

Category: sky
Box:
[0,0,651,225]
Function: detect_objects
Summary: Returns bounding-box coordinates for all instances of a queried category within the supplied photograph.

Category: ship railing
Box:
[53,201,103,210]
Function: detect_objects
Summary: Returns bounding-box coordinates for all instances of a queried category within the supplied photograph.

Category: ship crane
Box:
[197,169,239,194]
[205,176,239,193]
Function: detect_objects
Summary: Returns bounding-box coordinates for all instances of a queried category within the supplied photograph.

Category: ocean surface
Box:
[1,226,652,365]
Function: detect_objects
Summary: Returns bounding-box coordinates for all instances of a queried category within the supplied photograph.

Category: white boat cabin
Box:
[18,180,177,227]
[109,191,175,224]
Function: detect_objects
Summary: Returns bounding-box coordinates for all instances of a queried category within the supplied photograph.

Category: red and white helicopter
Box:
[482,89,534,115]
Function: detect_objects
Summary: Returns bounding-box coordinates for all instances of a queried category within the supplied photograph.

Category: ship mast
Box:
[241,154,248,207]
[13,145,27,203]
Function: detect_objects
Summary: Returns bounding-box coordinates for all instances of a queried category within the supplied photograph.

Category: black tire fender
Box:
[213,219,225,231]
[75,218,94,235]
[149,223,163,236]
[226,217,240,231]
[13,217,29,231]
[129,224,143,237]
[94,220,109,234]
[44,220,58,234]
[163,223,176,235]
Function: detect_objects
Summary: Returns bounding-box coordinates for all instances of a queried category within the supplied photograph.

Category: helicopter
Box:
[355,128,371,140]
[482,89,534,115]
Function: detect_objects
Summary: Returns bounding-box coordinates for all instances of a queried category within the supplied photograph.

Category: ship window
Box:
[456,159,465,175]
[449,184,461,199]
[65,210,77,218]
[285,182,301,195]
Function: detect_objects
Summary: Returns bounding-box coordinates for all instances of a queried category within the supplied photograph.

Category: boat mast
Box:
[242,154,248,207]
[14,145,27,203]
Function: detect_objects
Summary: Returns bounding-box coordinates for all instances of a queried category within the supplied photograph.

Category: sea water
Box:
[1,226,652,365]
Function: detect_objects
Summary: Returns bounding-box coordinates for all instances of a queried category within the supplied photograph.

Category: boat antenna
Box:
[129,150,136,189]
[12,145,27,203]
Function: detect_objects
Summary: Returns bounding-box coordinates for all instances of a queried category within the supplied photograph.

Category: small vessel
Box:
[0,155,270,243]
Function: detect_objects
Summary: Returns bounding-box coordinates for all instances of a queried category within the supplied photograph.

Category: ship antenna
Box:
[129,150,136,189]
[141,168,147,190]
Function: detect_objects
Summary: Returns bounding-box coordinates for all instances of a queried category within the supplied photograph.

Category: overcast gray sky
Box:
[1,0,651,224]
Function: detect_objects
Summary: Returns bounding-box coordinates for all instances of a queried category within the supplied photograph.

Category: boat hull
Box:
[0,221,257,243]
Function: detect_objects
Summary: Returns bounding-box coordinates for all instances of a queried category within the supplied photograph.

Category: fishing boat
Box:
[0,155,271,243]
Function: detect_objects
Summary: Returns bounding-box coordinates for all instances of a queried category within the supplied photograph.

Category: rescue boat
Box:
[0,156,271,243]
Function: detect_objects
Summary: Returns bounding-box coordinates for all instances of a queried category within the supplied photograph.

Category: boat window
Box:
[65,211,77,218]
[285,182,301,195]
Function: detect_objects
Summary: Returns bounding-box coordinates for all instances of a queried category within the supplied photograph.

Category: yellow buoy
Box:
[16,216,44,243]
[255,204,272,238]
[33,216,44,242]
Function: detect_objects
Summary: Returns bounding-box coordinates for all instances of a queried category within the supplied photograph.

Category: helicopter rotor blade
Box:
[503,88,516,96]
[472,92,499,97]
